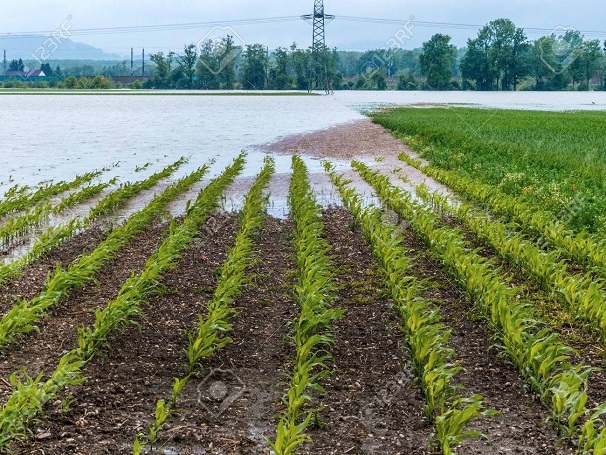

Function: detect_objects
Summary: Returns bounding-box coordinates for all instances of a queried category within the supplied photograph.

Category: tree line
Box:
[3,18,605,91]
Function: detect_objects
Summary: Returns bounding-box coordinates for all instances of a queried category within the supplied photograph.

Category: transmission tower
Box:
[302,0,334,93]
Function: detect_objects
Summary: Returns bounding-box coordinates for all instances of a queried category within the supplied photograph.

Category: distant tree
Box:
[40,63,53,76]
[419,34,456,90]
[197,39,220,89]
[560,30,585,88]
[241,44,268,90]
[577,39,602,89]
[64,75,77,88]
[461,33,495,90]
[55,66,62,76]
[268,47,291,90]
[8,59,23,72]
[529,36,557,89]
[178,44,197,88]
[461,19,529,90]
[216,36,239,89]
[149,51,175,88]
[291,43,310,90]
[371,68,387,90]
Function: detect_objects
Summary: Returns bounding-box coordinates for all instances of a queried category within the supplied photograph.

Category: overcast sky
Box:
[1,1,606,57]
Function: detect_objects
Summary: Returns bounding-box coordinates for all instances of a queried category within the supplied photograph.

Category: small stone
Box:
[36,432,51,440]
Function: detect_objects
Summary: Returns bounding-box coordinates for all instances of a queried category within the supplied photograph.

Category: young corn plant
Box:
[325,163,491,454]
[0,158,185,288]
[0,170,101,219]
[399,152,606,279]
[0,162,211,348]
[0,180,114,247]
[414,183,606,341]
[134,157,275,452]
[269,156,343,455]
[351,161,599,449]
[0,155,246,449]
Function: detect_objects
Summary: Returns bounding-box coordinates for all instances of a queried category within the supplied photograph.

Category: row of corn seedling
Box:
[0,170,101,219]
[0,161,211,348]
[0,155,246,449]
[0,159,185,288]
[86,157,186,221]
[268,156,343,455]
[352,162,606,452]
[0,179,115,247]
[325,163,491,454]
[415,182,606,342]
[134,156,275,453]
[398,152,606,277]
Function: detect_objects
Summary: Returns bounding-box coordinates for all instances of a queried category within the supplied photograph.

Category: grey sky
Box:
[1,1,605,57]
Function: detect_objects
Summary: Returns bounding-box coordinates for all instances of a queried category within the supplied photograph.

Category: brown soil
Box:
[258,118,406,160]
[0,118,602,455]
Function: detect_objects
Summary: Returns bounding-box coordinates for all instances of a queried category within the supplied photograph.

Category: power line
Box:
[0,15,605,40]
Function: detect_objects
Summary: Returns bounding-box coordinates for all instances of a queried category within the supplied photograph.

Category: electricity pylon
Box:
[302,0,334,93]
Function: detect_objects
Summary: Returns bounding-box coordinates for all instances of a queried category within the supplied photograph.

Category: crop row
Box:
[415,182,606,342]
[0,170,101,219]
[0,161,211,348]
[0,158,185,288]
[325,163,490,454]
[0,179,115,247]
[398,152,606,279]
[134,156,275,452]
[0,154,246,448]
[351,162,606,452]
[269,156,343,455]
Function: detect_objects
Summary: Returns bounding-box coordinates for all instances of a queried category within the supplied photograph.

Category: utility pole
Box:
[2,50,6,77]
[131,48,134,76]
[302,0,334,94]
[142,48,145,77]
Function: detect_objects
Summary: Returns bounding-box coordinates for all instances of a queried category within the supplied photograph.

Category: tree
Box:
[197,39,220,89]
[291,43,310,90]
[529,36,557,89]
[8,59,24,72]
[178,44,198,88]
[419,34,456,90]
[268,47,291,90]
[241,44,268,90]
[461,33,495,90]
[577,39,602,89]
[40,63,53,76]
[149,51,175,88]
[461,19,528,90]
[216,36,239,89]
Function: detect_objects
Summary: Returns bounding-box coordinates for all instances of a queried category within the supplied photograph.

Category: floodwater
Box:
[1,90,605,222]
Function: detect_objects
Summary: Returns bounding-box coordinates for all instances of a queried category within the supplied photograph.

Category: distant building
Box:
[5,70,46,78]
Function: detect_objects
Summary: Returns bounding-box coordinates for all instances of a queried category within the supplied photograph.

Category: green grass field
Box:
[372,107,606,233]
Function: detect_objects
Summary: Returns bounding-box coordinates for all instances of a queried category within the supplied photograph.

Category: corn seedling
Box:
[0,155,246,448]
[325,163,491,454]
[352,161,600,449]
[415,182,606,342]
[0,159,185,288]
[134,157,274,452]
[269,156,343,455]
[0,162,210,348]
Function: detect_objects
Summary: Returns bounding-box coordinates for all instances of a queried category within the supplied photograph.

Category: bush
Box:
[64,76,78,89]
